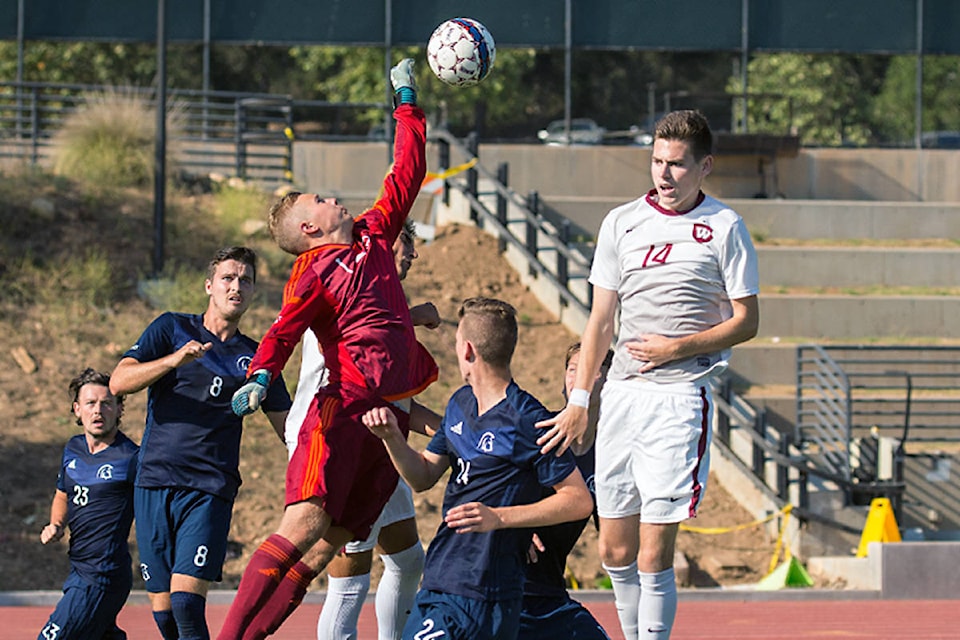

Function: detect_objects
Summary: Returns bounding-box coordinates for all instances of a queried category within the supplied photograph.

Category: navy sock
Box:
[170,591,209,640]
[152,609,179,640]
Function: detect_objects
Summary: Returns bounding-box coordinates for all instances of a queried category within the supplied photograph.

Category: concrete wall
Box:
[293,141,960,205]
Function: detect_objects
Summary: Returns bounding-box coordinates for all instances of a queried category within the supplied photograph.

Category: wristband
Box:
[568,388,590,408]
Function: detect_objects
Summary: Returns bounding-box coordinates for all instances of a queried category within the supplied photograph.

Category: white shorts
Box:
[344,479,416,553]
[595,378,712,523]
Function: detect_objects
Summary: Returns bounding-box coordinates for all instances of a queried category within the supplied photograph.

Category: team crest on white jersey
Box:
[96,464,114,480]
[450,421,463,435]
[477,431,496,453]
[692,223,713,243]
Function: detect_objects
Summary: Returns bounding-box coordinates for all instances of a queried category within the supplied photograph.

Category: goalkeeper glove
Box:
[391,58,417,106]
[232,369,271,416]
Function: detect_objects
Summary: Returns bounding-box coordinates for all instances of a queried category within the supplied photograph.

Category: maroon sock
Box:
[247,560,319,637]
[216,535,302,640]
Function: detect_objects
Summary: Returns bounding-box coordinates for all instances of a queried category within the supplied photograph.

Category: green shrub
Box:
[52,87,181,190]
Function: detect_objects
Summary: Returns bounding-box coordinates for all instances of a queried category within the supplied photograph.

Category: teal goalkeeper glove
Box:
[232,369,270,416]
[391,58,417,106]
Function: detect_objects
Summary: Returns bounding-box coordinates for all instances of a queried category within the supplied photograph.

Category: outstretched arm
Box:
[444,468,592,534]
[536,285,618,456]
[363,406,447,491]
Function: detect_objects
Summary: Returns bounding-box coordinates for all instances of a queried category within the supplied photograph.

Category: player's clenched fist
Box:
[362,406,402,441]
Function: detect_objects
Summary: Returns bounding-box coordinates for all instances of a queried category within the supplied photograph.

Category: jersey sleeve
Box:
[249,265,335,381]
[426,409,451,457]
[55,445,69,492]
[719,217,760,300]
[262,373,293,413]
[122,312,175,362]
[356,104,427,245]
[588,209,621,292]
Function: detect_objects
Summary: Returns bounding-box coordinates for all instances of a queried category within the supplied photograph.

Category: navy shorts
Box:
[403,589,521,640]
[134,486,233,591]
[38,570,129,640]
[519,595,611,639]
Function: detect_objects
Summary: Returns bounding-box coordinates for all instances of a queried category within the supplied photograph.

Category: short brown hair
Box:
[69,368,123,427]
[207,246,257,282]
[267,191,306,255]
[654,110,713,161]
[458,297,518,370]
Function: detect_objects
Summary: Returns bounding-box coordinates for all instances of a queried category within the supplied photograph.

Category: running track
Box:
[5,590,958,639]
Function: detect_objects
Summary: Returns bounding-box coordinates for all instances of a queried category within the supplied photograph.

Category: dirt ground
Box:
[0,213,782,594]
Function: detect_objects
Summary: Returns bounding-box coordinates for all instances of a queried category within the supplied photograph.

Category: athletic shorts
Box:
[403,589,521,640]
[39,570,130,640]
[134,486,233,591]
[595,379,712,523]
[519,595,611,640]
[286,386,410,540]
[344,479,416,554]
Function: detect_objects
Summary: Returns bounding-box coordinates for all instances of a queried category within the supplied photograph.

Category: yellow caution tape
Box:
[679,503,792,535]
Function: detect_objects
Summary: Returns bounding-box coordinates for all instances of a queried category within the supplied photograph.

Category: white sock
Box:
[638,568,677,639]
[375,543,425,640]
[604,561,640,640]
[316,574,370,640]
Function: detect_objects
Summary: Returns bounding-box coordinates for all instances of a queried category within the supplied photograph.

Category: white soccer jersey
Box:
[590,189,759,383]
[284,329,328,455]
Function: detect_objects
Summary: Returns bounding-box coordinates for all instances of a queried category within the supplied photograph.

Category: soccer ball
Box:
[426,18,496,87]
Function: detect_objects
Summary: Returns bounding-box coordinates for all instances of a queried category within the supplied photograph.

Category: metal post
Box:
[466,132,479,223]
[563,0,572,145]
[16,0,24,139]
[557,219,570,303]
[438,137,450,206]
[234,101,244,178]
[777,432,792,501]
[153,0,167,277]
[752,408,766,477]
[202,0,210,139]
[740,0,750,133]
[496,162,508,253]
[30,87,39,164]
[526,191,539,277]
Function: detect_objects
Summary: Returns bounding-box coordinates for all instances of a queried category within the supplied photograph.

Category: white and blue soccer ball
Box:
[426,18,496,87]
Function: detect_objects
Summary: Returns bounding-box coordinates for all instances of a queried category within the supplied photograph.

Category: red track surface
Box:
[6,595,959,639]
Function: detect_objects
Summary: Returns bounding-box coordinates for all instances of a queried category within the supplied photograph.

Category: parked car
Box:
[921,131,960,149]
[537,118,605,145]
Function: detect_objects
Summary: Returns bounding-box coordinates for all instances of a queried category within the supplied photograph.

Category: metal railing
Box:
[0,81,389,182]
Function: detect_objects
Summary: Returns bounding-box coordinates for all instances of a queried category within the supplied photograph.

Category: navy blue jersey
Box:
[56,432,139,585]
[123,312,291,500]
[523,445,597,598]
[422,381,579,602]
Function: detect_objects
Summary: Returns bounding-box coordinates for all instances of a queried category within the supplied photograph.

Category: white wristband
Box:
[568,388,590,408]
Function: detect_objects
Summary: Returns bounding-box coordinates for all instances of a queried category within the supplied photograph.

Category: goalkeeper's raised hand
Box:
[231,369,271,416]
[391,58,417,106]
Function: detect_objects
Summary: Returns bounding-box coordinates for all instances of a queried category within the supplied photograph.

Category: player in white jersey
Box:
[284,219,441,640]
[537,110,759,640]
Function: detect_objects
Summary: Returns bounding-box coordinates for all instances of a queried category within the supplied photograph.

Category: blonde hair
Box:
[267,192,307,255]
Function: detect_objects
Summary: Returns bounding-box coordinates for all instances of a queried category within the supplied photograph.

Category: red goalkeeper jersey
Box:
[250,104,437,400]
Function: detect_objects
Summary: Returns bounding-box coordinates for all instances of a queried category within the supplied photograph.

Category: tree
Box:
[727,53,885,146]
[872,55,960,144]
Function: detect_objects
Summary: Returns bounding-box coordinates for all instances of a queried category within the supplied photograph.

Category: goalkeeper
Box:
[217,58,438,640]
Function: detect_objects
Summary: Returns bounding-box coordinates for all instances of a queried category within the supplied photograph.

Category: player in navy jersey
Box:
[519,343,613,640]
[39,368,139,640]
[538,110,760,640]
[217,59,438,640]
[362,297,593,640]
[110,246,291,640]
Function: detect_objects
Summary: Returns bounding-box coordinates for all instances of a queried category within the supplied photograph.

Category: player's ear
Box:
[463,339,478,363]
